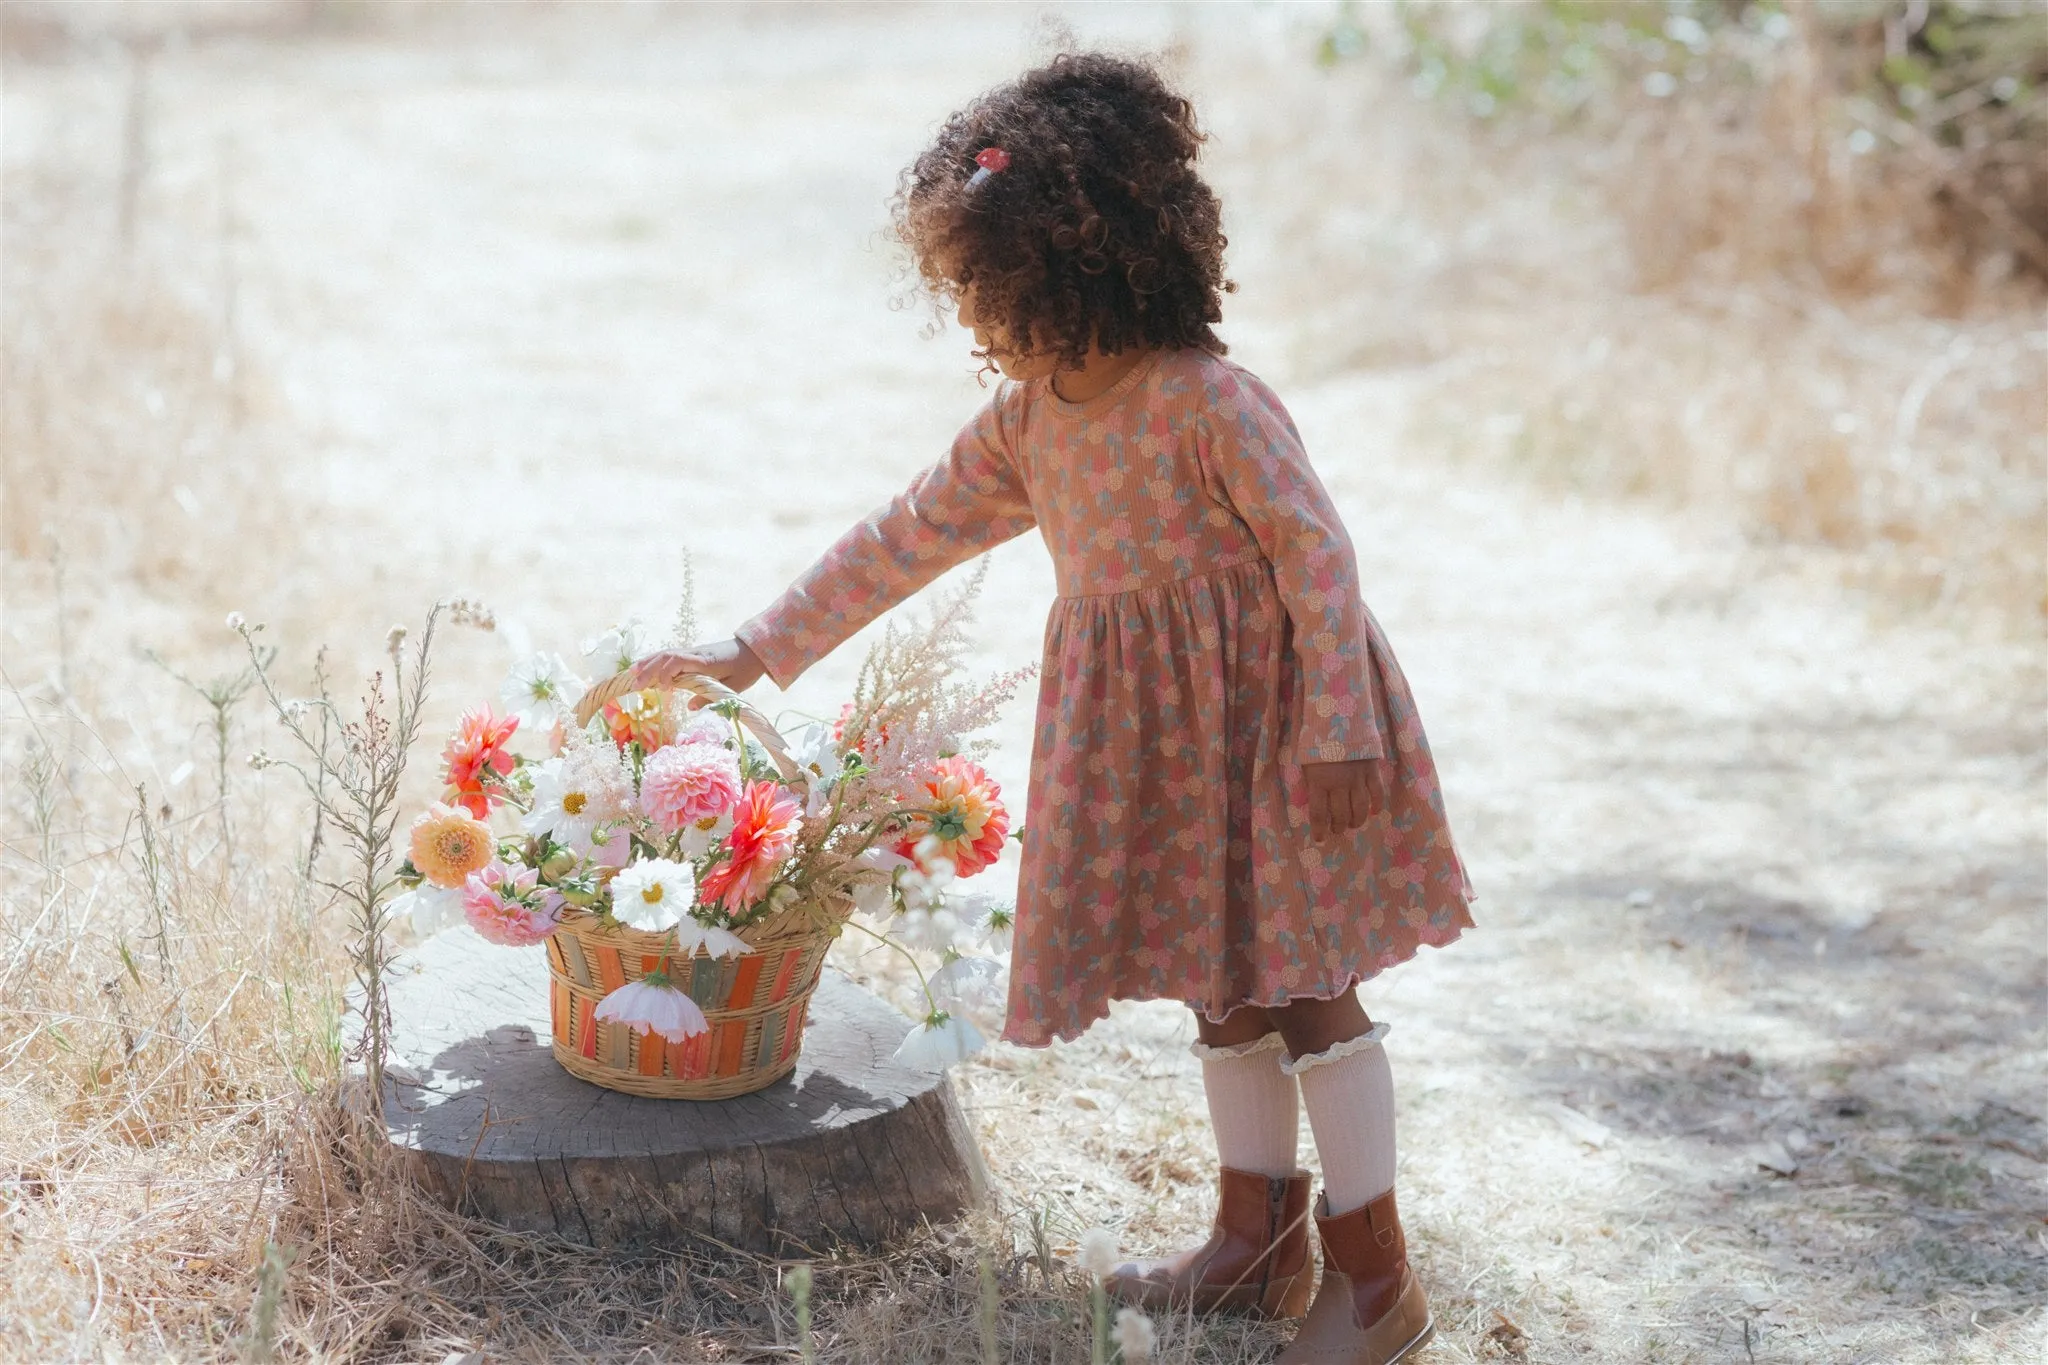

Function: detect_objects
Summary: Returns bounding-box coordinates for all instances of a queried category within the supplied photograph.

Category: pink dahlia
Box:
[699,780,802,913]
[897,756,1008,878]
[639,741,742,834]
[462,859,557,946]
[442,705,519,818]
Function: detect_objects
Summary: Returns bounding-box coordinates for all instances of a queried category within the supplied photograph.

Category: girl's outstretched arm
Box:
[732,390,1036,689]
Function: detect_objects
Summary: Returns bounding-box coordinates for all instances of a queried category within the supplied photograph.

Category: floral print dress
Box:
[738,348,1474,1046]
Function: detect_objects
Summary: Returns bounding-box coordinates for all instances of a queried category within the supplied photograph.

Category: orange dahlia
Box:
[408,802,496,889]
[898,756,1008,878]
[699,780,802,913]
[442,705,519,818]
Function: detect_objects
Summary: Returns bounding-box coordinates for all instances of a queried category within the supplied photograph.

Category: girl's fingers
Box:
[1334,784,1358,832]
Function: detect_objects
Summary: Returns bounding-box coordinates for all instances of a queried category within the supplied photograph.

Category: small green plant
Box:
[238,1238,296,1363]
[784,1262,816,1364]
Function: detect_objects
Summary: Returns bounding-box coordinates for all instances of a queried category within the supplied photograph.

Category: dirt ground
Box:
[3,4,2043,1363]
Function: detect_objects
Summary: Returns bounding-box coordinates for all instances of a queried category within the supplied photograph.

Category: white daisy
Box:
[891,1011,987,1071]
[500,652,585,730]
[523,748,631,850]
[608,858,695,931]
[581,620,646,679]
[675,808,734,858]
[789,722,841,785]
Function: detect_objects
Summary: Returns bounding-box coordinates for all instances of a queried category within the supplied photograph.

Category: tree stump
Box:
[379,928,987,1254]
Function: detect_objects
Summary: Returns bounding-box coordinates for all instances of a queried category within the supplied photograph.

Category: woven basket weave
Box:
[548,669,846,1100]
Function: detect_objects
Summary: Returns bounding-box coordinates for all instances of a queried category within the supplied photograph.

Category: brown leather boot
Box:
[1108,1167,1314,1317]
[1276,1189,1434,1364]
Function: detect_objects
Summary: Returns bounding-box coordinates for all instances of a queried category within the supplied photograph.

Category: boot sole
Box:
[1386,1316,1436,1363]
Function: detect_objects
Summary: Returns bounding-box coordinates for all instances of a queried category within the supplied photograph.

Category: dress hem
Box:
[997,911,1474,1049]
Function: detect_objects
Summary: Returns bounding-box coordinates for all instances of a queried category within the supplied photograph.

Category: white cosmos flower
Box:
[523,748,631,850]
[929,954,1005,1013]
[674,916,753,959]
[500,652,585,730]
[1078,1227,1119,1281]
[675,808,734,858]
[608,858,695,931]
[1112,1308,1157,1362]
[392,884,466,938]
[891,1011,987,1071]
[789,722,840,784]
[581,620,646,679]
[593,976,707,1043]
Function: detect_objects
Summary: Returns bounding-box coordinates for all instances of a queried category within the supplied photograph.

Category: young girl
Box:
[631,53,1472,1365]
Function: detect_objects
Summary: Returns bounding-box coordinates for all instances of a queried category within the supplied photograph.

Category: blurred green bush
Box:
[1322,0,2046,281]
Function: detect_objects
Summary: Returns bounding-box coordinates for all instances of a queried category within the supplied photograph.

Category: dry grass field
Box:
[2,4,2042,1363]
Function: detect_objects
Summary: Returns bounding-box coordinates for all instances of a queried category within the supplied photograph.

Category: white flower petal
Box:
[593,979,708,1043]
[609,857,695,931]
[891,1013,987,1071]
[674,918,753,959]
[929,955,1005,1010]
[394,885,466,938]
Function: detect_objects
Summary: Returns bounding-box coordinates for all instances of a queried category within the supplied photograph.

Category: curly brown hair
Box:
[893,51,1233,373]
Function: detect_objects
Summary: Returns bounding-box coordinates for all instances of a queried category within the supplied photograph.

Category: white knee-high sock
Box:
[1192,1033,1299,1178]
[1286,1024,1396,1215]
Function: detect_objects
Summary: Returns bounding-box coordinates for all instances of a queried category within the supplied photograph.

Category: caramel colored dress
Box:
[738,348,1473,1046]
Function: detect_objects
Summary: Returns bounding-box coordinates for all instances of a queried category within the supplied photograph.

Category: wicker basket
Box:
[548,669,845,1100]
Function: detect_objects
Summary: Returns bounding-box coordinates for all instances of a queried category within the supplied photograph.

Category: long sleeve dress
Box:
[737,348,1474,1046]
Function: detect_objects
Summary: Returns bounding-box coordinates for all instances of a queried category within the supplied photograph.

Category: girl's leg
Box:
[1269,992,1434,1364]
[1267,995,1395,1213]
[1109,1003,1313,1317]
[1191,1004,1296,1178]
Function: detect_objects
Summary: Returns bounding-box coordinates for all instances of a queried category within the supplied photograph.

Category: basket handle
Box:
[575,669,804,789]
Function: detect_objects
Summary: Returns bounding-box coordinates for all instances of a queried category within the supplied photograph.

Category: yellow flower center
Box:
[641,884,664,903]
[562,791,587,816]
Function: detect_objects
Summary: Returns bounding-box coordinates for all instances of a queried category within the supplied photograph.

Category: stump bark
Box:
[379,928,986,1254]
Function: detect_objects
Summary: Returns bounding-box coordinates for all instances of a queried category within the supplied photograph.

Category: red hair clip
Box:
[966,146,1011,190]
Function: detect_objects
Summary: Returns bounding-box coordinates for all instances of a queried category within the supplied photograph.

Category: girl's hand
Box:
[624,638,767,698]
[1302,759,1382,842]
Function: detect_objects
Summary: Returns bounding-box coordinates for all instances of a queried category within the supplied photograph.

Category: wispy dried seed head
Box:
[385,625,408,656]
[246,749,271,770]
[445,597,497,631]
[1113,1308,1156,1362]
[225,611,246,631]
[1077,1226,1119,1280]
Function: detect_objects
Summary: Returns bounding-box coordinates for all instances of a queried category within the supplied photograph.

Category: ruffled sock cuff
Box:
[1280,1021,1392,1076]
[1189,1031,1288,1063]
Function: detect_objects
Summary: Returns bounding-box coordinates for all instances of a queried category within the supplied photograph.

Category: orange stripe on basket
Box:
[684,1029,713,1080]
[637,1027,664,1076]
[716,1021,746,1076]
[596,947,626,994]
[767,949,801,1004]
[550,979,568,1046]
[727,954,765,1011]
[545,938,567,977]
[639,954,662,978]
[578,997,599,1059]
[665,1033,689,1078]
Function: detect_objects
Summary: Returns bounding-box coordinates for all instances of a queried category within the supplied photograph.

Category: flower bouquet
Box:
[391,588,1027,1099]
